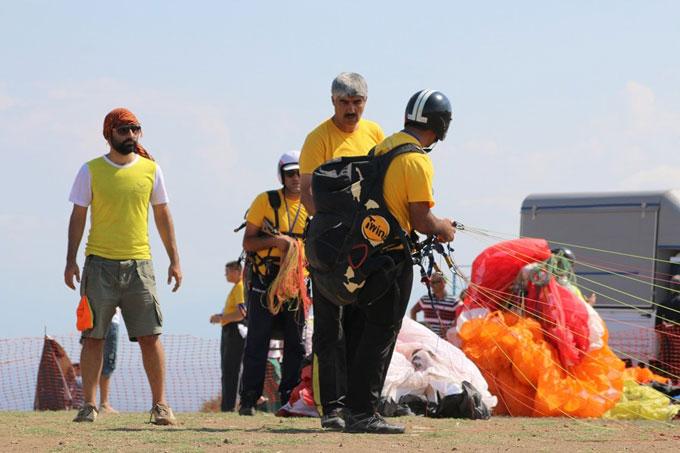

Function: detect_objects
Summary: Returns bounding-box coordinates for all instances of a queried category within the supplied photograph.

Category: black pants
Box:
[240,273,305,405]
[220,322,245,411]
[345,256,413,415]
[312,279,364,414]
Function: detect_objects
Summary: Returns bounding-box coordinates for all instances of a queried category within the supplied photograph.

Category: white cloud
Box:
[619,165,680,190]
[625,81,656,134]
[0,85,17,111]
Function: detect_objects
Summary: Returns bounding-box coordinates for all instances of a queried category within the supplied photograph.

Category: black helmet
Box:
[551,247,575,263]
[404,90,453,141]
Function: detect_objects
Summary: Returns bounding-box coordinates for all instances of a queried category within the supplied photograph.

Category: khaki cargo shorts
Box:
[80,255,163,341]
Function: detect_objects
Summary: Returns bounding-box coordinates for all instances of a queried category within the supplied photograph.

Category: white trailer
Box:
[520,190,680,362]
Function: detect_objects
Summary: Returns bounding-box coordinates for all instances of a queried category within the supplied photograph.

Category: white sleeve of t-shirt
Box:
[68,164,92,207]
[151,164,169,205]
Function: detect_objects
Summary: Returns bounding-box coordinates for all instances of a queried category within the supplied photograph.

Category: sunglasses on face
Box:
[283,169,300,178]
[115,125,142,135]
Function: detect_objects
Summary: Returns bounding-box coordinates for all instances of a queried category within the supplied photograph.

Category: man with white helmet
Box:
[238,151,308,415]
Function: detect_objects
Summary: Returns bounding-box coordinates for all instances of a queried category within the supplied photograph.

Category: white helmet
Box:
[277,150,300,184]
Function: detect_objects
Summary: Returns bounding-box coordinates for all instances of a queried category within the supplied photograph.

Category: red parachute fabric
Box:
[464,238,552,310]
[525,279,591,367]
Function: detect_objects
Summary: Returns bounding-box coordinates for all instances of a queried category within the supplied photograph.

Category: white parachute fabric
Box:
[384,317,497,409]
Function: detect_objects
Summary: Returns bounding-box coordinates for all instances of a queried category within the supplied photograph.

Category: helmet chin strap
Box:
[423,140,439,153]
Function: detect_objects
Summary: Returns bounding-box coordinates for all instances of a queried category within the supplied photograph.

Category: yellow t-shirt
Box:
[373,132,435,233]
[221,280,244,325]
[246,189,308,274]
[299,118,385,174]
[85,156,158,259]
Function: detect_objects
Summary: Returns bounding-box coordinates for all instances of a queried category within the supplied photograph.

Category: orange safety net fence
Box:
[0,334,282,412]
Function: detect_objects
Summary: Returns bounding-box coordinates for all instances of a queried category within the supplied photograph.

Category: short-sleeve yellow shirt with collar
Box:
[221,280,244,325]
[373,131,435,233]
[245,189,308,274]
[299,118,385,174]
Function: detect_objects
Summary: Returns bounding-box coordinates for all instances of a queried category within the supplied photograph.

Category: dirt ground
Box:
[1,411,678,453]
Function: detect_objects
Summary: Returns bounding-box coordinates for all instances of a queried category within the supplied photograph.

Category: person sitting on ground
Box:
[551,247,597,305]
[210,260,246,412]
[409,272,459,338]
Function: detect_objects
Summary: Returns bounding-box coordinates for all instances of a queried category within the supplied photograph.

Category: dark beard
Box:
[112,137,137,155]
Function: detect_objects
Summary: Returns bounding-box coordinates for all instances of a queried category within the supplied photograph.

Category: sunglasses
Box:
[283,169,300,178]
[115,125,142,135]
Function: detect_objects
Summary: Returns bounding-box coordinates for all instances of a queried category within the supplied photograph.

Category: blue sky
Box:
[1,1,679,339]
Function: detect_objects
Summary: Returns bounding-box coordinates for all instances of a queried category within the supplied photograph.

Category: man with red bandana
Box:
[65,108,182,424]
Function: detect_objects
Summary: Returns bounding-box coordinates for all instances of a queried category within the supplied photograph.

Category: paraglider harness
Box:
[233,190,304,291]
[410,226,461,335]
[305,144,424,306]
[511,249,577,315]
[305,142,462,308]
[234,190,305,339]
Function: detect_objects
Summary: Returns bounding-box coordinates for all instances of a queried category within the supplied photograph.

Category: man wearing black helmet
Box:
[342,90,456,434]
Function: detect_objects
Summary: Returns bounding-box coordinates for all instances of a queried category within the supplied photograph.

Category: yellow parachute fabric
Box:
[460,311,625,417]
[604,379,680,421]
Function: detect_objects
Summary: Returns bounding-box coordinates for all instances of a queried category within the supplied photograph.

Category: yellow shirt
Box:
[221,280,244,325]
[85,156,157,259]
[299,118,385,174]
[246,189,308,273]
[374,132,435,233]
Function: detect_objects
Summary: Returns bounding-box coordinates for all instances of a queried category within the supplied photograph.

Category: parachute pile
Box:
[458,238,627,417]
[382,317,497,418]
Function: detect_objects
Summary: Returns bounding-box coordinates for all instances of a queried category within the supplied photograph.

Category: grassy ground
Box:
[1,411,678,452]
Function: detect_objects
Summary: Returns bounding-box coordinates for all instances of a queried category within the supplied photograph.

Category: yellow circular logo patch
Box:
[361,215,390,245]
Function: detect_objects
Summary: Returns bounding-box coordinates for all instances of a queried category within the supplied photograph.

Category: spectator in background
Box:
[656,275,680,377]
[99,308,121,413]
[410,272,459,338]
[210,260,246,412]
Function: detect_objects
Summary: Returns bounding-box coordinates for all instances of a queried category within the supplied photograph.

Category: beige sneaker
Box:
[73,404,98,422]
[149,403,177,425]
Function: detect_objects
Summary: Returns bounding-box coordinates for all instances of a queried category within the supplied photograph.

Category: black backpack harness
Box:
[305,143,424,306]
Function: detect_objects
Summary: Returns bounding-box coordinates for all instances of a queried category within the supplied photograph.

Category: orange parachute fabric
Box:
[267,239,312,316]
[460,311,625,417]
[622,366,669,385]
[76,295,93,332]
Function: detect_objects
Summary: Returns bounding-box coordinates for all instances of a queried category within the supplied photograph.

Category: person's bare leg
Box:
[80,338,105,407]
[99,374,118,413]
[138,334,166,405]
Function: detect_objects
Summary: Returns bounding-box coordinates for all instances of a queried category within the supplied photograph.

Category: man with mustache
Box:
[299,73,384,430]
[65,108,182,425]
